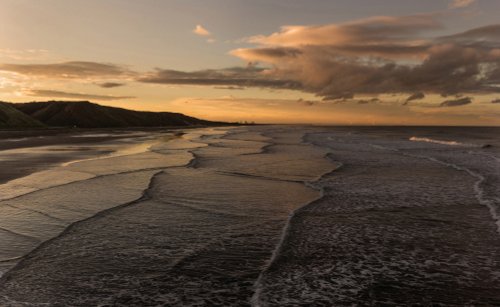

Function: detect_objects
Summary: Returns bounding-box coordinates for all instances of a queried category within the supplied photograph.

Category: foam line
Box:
[370,143,500,234]
[409,136,484,147]
[251,133,342,306]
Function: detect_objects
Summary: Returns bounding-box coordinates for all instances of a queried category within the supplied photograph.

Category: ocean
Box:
[0,125,499,305]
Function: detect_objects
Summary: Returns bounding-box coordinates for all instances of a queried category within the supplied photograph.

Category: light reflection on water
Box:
[0,128,218,274]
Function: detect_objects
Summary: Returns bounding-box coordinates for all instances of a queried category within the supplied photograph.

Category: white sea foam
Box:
[371,142,500,235]
[253,129,500,305]
[417,160,500,234]
[251,137,339,307]
[61,141,156,167]
[409,136,481,147]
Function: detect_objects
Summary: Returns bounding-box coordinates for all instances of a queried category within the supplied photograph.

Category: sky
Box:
[1,0,500,125]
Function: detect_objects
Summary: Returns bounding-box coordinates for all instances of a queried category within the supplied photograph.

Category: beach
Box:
[0,125,499,305]
[0,128,177,184]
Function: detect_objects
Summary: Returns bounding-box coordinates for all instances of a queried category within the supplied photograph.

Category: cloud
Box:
[139,14,500,101]
[322,93,355,101]
[246,14,441,49]
[96,82,125,88]
[0,49,50,61]
[232,16,438,62]
[0,61,132,79]
[438,25,500,49]
[357,100,370,104]
[297,98,316,106]
[214,86,245,90]
[26,89,134,101]
[193,25,211,37]
[169,96,500,125]
[440,97,472,107]
[138,66,300,89]
[231,47,303,62]
[231,43,500,97]
[357,98,380,104]
[229,15,500,98]
[403,92,425,105]
[449,0,476,8]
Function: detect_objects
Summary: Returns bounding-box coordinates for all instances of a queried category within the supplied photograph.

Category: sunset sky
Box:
[1,0,500,125]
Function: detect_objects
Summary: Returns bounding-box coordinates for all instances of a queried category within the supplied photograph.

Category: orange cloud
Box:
[449,0,476,8]
[193,25,211,37]
[26,89,134,101]
[228,16,500,98]
[0,61,133,80]
[247,14,441,49]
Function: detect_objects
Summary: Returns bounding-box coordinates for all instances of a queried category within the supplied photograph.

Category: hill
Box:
[0,102,45,128]
[10,101,218,128]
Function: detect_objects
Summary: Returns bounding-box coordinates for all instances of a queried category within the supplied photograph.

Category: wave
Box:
[61,141,155,167]
[0,169,164,279]
[409,136,487,148]
[370,142,500,235]
[0,129,222,277]
[0,128,327,305]
[0,131,206,202]
[251,137,342,307]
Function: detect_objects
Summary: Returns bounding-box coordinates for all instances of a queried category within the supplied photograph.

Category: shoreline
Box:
[0,127,215,277]
[0,126,220,185]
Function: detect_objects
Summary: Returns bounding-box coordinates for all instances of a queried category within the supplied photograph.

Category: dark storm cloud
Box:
[404,92,425,105]
[439,97,472,107]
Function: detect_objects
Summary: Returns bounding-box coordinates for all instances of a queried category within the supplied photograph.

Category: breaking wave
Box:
[409,136,486,148]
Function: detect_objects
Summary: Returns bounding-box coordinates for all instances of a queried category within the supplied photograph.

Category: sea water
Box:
[0,126,499,305]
